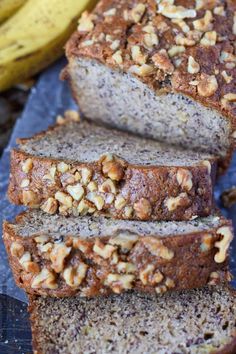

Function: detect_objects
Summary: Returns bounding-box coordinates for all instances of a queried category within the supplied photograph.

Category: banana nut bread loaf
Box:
[64,0,236,172]
[8,117,217,221]
[29,286,236,354]
[3,210,233,297]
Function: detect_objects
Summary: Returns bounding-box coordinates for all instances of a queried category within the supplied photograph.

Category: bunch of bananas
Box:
[0,0,97,91]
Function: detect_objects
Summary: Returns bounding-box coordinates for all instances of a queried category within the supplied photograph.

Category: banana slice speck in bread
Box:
[3,210,233,297]
[8,119,216,221]
[29,286,236,354]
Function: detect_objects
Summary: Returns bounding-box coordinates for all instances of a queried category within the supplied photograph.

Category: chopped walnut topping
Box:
[197,74,218,97]
[114,195,126,210]
[57,162,70,173]
[124,206,133,218]
[22,190,40,207]
[208,271,220,285]
[99,179,117,194]
[144,33,159,48]
[87,192,105,210]
[50,243,71,273]
[22,158,33,173]
[200,31,217,46]
[67,183,84,201]
[55,191,72,208]
[131,45,147,64]
[110,39,120,51]
[221,71,233,84]
[112,50,123,65]
[93,239,116,259]
[87,181,98,192]
[19,252,39,273]
[129,64,155,76]
[155,285,167,294]
[158,3,196,19]
[20,178,30,188]
[168,45,185,57]
[215,226,233,263]
[42,166,56,183]
[134,198,152,220]
[41,197,58,215]
[172,19,190,33]
[34,235,50,244]
[142,237,174,260]
[105,273,135,293]
[131,3,146,23]
[213,6,226,16]
[175,34,195,46]
[103,8,116,17]
[63,263,88,288]
[176,169,193,191]
[81,168,92,185]
[77,199,95,215]
[10,242,24,258]
[187,56,200,74]
[117,262,136,274]
[165,192,189,211]
[152,49,174,74]
[165,277,175,289]
[32,268,58,289]
[193,10,213,32]
[102,158,125,181]
[78,11,94,32]
[140,264,163,285]
[202,160,212,174]
[109,233,138,252]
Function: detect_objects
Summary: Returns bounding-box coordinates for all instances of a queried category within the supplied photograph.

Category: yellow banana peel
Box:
[0,0,97,92]
[0,0,26,24]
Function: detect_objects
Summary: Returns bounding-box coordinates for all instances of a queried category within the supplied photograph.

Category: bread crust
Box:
[64,0,236,171]
[3,211,232,298]
[8,123,217,221]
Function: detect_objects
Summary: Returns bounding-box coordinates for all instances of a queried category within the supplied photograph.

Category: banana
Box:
[0,0,26,24]
[0,0,97,92]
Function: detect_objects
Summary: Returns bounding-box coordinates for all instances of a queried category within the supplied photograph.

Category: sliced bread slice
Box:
[65,0,236,172]
[29,286,236,354]
[3,210,233,297]
[8,118,216,221]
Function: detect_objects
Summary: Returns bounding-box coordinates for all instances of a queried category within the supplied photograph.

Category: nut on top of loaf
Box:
[75,0,236,121]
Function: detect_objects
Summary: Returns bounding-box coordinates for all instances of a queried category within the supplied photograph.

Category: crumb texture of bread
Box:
[3,210,232,297]
[65,0,236,169]
[8,121,216,221]
[29,286,236,354]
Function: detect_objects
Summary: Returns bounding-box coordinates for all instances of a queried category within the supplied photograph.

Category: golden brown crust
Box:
[3,212,232,298]
[8,147,217,221]
[65,0,236,171]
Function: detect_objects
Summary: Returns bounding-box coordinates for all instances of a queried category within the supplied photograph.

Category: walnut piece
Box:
[134,198,152,220]
[22,190,41,207]
[140,264,163,285]
[102,159,124,181]
[105,273,135,293]
[41,197,58,215]
[187,56,200,74]
[78,11,94,32]
[165,192,189,212]
[22,158,33,173]
[152,49,174,74]
[10,241,24,258]
[176,169,193,191]
[197,74,218,97]
[55,191,72,208]
[63,263,88,288]
[50,243,71,273]
[214,226,233,263]
[93,239,116,259]
[142,237,174,260]
[31,268,58,289]
[67,183,84,201]
[109,232,138,252]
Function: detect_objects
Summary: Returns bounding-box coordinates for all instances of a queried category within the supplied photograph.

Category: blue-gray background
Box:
[0,59,236,304]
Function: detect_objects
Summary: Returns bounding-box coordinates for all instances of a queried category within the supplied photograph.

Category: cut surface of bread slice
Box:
[3,210,232,297]
[65,0,236,172]
[8,119,216,221]
[29,286,236,354]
